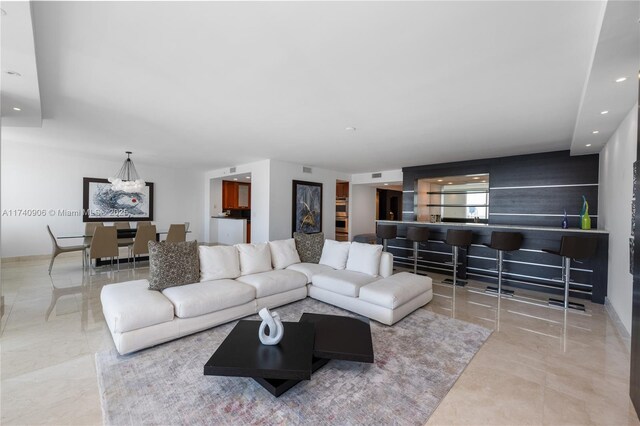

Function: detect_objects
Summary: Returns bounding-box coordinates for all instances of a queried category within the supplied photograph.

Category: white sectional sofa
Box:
[101,239,433,355]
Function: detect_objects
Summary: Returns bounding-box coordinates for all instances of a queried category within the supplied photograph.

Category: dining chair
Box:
[83,222,104,262]
[136,221,152,229]
[89,226,119,270]
[47,225,86,274]
[114,222,134,254]
[131,225,157,269]
[166,224,186,242]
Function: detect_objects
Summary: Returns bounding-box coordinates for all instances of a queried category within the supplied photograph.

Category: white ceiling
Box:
[1,1,637,173]
[571,0,640,155]
[0,1,42,126]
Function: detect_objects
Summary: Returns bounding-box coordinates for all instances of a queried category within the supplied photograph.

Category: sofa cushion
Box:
[148,241,200,291]
[199,245,240,282]
[237,242,272,275]
[162,279,256,318]
[286,262,335,283]
[236,270,307,298]
[359,272,433,309]
[319,240,351,270]
[101,279,175,333]
[293,232,324,263]
[269,238,301,270]
[346,242,383,276]
[312,270,379,298]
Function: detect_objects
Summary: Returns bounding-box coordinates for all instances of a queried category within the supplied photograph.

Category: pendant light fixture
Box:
[108,151,146,192]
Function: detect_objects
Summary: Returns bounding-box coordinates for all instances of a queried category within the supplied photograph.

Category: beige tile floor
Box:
[1,253,638,425]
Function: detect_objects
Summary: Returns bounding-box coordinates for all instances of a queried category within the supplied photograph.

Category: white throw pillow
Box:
[345,241,383,277]
[269,239,301,270]
[318,239,351,270]
[198,245,241,282]
[236,243,273,275]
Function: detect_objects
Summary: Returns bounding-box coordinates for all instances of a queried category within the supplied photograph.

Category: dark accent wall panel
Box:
[399,150,606,303]
[489,151,599,187]
[403,150,600,228]
[490,186,598,215]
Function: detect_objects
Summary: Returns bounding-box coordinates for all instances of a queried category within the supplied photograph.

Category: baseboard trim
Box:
[2,254,52,262]
[605,297,631,353]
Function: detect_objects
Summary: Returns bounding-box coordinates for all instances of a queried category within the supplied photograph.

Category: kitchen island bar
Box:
[377,220,609,304]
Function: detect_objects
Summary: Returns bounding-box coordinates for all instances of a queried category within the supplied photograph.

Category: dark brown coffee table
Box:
[300,313,374,363]
[204,313,373,397]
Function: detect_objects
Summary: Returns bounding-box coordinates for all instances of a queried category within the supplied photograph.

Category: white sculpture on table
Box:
[258,307,284,345]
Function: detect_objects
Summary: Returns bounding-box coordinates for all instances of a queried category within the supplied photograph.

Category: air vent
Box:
[303,166,312,174]
[230,167,237,173]
[372,173,382,178]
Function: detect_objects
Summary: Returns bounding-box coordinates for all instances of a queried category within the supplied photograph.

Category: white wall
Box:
[268,160,350,241]
[350,185,377,237]
[599,105,638,334]
[351,169,402,185]
[1,141,204,257]
[210,178,222,216]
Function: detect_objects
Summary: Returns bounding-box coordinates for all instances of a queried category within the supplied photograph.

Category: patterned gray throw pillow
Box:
[293,232,324,264]
[148,240,200,291]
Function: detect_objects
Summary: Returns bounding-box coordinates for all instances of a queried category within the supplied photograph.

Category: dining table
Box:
[58,229,191,266]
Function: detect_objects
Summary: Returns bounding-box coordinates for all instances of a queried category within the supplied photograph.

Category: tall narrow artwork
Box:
[292,180,322,235]
[83,177,154,222]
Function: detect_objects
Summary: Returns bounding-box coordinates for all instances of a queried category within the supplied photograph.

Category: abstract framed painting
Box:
[83,177,154,222]
[292,180,322,235]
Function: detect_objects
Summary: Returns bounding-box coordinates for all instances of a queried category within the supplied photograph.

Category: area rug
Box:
[96,298,491,425]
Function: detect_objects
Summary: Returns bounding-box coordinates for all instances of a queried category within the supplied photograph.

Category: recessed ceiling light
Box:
[12,107,21,111]
[384,183,389,186]
[472,177,480,180]
[448,182,453,185]
[481,180,487,183]
[592,130,599,134]
[245,176,251,179]
[6,71,21,77]
[586,144,592,147]
[615,77,627,83]
[437,179,443,182]
[600,110,609,115]
[345,127,356,131]
[233,178,238,181]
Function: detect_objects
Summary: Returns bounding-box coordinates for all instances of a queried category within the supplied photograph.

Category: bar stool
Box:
[542,236,597,311]
[376,224,397,252]
[406,226,430,274]
[445,229,473,287]
[483,231,523,297]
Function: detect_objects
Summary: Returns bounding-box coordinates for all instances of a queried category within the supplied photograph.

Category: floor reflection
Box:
[431,274,597,354]
[1,256,636,425]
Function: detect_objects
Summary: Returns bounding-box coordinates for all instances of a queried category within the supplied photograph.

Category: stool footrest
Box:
[443,277,467,287]
[485,286,514,297]
[548,298,585,311]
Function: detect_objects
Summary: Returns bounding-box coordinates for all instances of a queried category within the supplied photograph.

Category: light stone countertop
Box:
[376,220,609,234]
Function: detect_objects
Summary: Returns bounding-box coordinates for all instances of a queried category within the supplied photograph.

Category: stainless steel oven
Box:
[336,198,348,217]
[335,217,348,234]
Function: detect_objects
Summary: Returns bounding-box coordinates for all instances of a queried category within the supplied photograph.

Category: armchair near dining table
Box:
[47,225,86,274]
